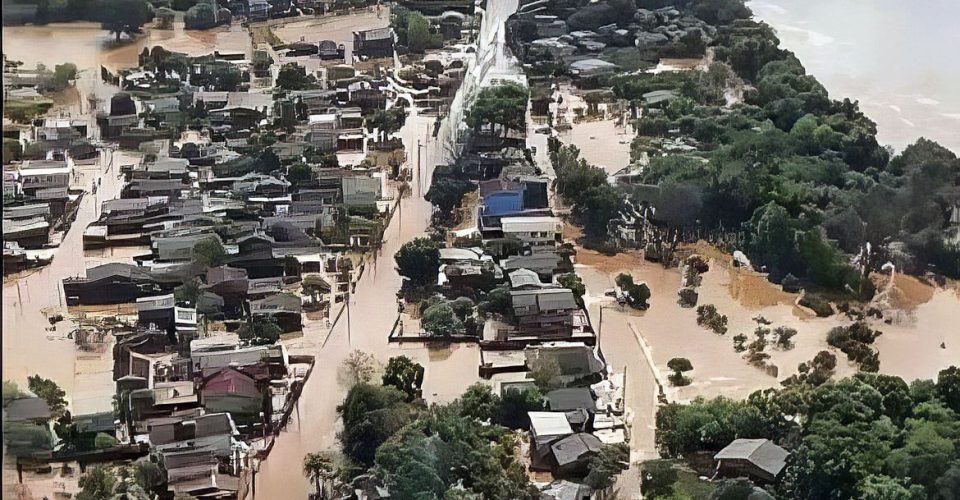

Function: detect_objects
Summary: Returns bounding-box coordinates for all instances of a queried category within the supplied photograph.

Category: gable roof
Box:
[511,288,577,314]
[502,252,563,274]
[201,367,261,398]
[551,433,603,466]
[508,268,551,289]
[714,438,789,477]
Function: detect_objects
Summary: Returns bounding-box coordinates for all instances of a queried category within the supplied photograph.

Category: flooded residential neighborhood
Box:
[3,0,959,499]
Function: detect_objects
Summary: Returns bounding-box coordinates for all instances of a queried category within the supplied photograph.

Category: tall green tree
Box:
[584,443,630,490]
[303,452,336,499]
[466,83,529,135]
[394,237,441,287]
[27,375,66,418]
[337,383,416,467]
[101,0,153,42]
[382,356,425,401]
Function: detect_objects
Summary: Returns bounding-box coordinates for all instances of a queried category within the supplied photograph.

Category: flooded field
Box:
[553,85,633,174]
[272,8,389,62]
[575,244,960,403]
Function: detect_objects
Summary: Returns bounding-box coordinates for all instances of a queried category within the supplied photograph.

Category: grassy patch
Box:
[641,459,716,499]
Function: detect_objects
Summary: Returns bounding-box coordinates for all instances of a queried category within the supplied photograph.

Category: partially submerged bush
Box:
[696,304,728,334]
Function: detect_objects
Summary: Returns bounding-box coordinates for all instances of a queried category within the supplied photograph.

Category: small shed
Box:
[714,438,789,483]
[529,411,574,469]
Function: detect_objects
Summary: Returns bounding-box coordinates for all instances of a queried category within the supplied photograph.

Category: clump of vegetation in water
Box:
[827,321,882,372]
[695,304,727,334]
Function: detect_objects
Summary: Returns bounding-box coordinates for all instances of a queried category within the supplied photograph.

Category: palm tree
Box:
[303,452,335,499]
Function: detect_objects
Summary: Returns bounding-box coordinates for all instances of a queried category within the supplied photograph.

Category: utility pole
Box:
[416,139,422,197]
[346,282,352,345]
[597,305,603,347]
[418,140,427,195]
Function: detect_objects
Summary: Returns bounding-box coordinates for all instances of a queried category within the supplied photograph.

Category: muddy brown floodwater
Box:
[576,244,960,404]
[2,150,142,419]
[271,8,389,63]
[3,20,251,115]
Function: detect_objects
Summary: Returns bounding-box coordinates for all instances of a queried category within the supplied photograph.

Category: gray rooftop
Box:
[545,387,595,412]
[714,438,789,477]
[550,433,603,467]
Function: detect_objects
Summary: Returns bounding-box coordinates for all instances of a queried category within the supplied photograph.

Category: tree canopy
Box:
[466,83,529,134]
[101,0,153,42]
[394,237,441,287]
[381,356,425,401]
[655,368,960,498]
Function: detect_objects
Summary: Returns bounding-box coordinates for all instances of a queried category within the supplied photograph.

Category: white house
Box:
[500,216,563,251]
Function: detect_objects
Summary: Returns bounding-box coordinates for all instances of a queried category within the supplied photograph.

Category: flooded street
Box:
[2,149,140,415]
[252,107,479,499]
[251,3,531,497]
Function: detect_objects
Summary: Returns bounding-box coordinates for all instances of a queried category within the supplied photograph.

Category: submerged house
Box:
[249,292,303,332]
[501,216,563,252]
[63,263,171,305]
[199,366,268,425]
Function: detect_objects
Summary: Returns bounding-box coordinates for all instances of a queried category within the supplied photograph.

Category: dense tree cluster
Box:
[184,0,231,30]
[330,378,607,498]
[618,3,960,293]
[391,6,442,53]
[466,83,530,135]
[375,404,538,499]
[549,139,626,242]
[276,63,320,90]
[656,367,960,498]
[826,321,881,372]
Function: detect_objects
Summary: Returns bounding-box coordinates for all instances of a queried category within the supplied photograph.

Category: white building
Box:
[500,216,563,251]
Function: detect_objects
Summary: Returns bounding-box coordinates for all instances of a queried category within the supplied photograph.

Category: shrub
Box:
[696,304,728,334]
[827,321,881,371]
[94,433,118,449]
[667,358,693,386]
